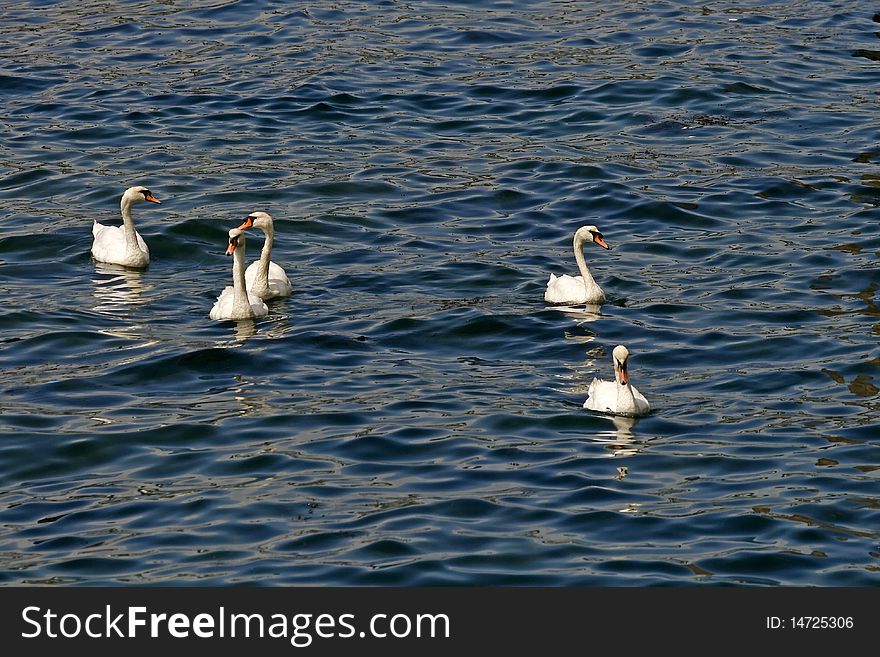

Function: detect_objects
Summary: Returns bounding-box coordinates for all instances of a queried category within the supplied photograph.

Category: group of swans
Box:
[91,186,647,417]
[544,225,651,418]
[90,186,291,322]
[209,213,292,321]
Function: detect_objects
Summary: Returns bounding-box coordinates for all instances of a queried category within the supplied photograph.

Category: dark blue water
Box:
[1,0,879,585]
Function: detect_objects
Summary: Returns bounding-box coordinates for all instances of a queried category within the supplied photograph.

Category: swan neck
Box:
[232,240,250,313]
[573,233,599,288]
[257,223,274,282]
[120,196,139,253]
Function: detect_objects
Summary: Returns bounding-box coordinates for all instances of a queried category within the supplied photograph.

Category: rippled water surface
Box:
[1,0,879,585]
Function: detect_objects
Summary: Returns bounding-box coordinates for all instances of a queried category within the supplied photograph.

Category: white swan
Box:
[210,228,269,321]
[544,225,610,305]
[584,345,650,417]
[237,211,292,300]
[91,186,160,268]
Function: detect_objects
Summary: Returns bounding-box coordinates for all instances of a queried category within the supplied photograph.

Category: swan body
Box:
[584,345,650,417]
[210,228,269,321]
[91,186,160,268]
[237,211,292,300]
[545,225,610,305]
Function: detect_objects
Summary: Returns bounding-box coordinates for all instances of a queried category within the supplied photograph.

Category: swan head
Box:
[612,345,630,386]
[122,186,160,205]
[238,211,273,231]
[574,225,610,250]
[226,228,245,256]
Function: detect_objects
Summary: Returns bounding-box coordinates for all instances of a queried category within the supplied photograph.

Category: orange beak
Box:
[594,235,610,249]
[237,216,254,230]
[615,360,629,385]
[144,192,161,204]
[225,242,236,256]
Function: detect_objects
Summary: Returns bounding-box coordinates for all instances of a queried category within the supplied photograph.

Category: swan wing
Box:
[248,291,269,317]
[135,230,149,258]
[245,260,292,299]
[210,287,268,320]
[209,286,236,320]
[584,380,651,417]
[630,384,651,416]
[91,222,125,263]
[545,274,604,304]
[266,261,289,283]
[92,220,110,240]
[268,278,292,296]
[583,378,617,413]
[266,261,292,298]
[244,261,259,289]
[545,274,583,303]
[91,222,149,266]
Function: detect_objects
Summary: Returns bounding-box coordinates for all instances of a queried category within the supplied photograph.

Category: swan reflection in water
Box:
[92,261,152,315]
[229,318,258,341]
[592,414,642,515]
[592,414,641,457]
[224,310,295,344]
[554,302,603,326]
[91,262,159,344]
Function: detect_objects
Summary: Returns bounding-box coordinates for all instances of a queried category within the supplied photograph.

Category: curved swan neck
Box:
[232,238,251,315]
[120,196,140,255]
[257,222,274,282]
[573,232,599,289]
